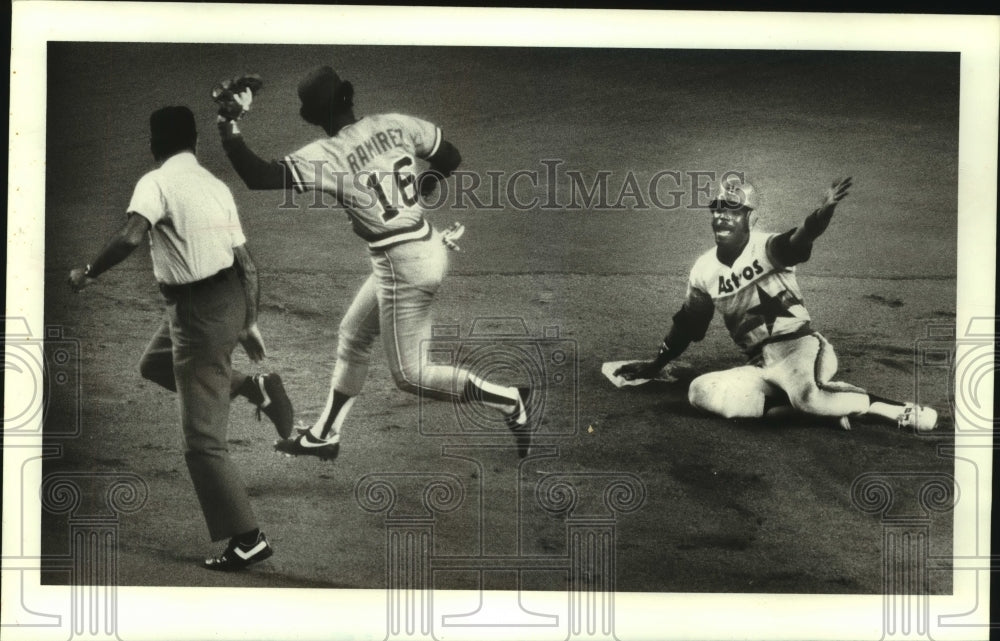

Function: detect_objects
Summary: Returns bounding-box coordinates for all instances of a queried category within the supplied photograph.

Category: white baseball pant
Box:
[687,332,871,419]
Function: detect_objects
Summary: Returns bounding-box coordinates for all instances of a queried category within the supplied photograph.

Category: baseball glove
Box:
[212,74,263,121]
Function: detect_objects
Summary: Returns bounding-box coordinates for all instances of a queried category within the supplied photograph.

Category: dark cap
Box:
[298,66,343,108]
[297,66,354,127]
[149,106,197,160]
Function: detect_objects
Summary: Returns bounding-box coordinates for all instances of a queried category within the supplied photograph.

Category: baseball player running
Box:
[213,66,532,461]
[69,106,292,571]
[615,174,938,432]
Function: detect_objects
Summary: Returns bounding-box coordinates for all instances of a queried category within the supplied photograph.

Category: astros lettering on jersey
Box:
[282,113,442,242]
[686,231,811,355]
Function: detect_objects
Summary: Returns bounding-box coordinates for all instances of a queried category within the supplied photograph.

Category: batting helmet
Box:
[712,174,759,212]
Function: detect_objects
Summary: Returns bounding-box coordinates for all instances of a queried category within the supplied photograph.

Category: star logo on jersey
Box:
[746,285,797,335]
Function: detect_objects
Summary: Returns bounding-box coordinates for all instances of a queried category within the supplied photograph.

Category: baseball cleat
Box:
[202,531,273,572]
[274,429,340,461]
[838,416,852,431]
[254,373,294,439]
[504,386,532,458]
[897,403,938,432]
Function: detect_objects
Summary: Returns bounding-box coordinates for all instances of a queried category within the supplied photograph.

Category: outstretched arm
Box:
[212,77,290,191]
[218,120,294,191]
[771,177,852,266]
[615,290,714,380]
[68,213,150,291]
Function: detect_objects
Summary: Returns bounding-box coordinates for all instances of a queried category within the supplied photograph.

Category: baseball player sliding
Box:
[212,67,532,461]
[615,175,938,432]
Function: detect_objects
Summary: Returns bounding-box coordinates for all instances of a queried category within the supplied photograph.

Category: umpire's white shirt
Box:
[127,152,246,285]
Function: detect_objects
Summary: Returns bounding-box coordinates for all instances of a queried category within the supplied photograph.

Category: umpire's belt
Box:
[367,219,432,251]
[158,265,236,298]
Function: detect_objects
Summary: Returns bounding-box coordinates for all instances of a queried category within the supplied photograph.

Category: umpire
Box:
[69,106,281,571]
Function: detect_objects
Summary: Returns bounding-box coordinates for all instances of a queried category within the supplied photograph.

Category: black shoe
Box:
[254,374,294,439]
[274,429,341,462]
[202,532,273,572]
[504,386,532,458]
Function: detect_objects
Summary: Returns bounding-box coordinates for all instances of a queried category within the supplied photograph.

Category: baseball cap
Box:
[298,66,343,107]
[149,106,197,159]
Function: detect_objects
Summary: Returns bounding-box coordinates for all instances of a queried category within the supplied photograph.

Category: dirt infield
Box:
[41,44,957,595]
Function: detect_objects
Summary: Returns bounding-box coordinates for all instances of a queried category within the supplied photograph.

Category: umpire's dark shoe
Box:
[274,429,341,462]
[202,532,273,572]
[504,386,532,458]
[253,373,294,439]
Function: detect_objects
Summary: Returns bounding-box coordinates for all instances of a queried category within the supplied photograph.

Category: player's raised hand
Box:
[802,177,852,239]
[212,75,262,122]
[614,360,663,381]
[239,323,267,362]
[821,177,852,210]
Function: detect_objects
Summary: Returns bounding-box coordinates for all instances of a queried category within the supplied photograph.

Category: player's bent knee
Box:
[336,346,371,366]
[337,324,379,352]
[393,376,421,396]
[390,365,457,400]
[788,384,830,415]
[789,384,849,417]
[389,366,422,396]
[336,332,377,364]
[688,373,765,419]
[688,375,731,415]
[792,386,818,412]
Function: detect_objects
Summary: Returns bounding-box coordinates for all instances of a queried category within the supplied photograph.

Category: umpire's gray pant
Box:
[139,267,257,542]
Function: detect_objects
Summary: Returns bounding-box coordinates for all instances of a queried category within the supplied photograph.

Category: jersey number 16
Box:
[366,156,418,221]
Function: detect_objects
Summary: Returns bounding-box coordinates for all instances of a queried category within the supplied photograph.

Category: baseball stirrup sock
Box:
[255,375,273,408]
[313,393,355,440]
[863,392,908,421]
[867,401,907,421]
[866,393,901,406]
[463,375,519,413]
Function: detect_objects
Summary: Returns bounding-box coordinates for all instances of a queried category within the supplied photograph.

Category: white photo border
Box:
[6,4,997,641]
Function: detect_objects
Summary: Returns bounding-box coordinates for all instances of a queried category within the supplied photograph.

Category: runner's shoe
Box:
[898,403,938,432]
[274,429,340,461]
[203,531,273,572]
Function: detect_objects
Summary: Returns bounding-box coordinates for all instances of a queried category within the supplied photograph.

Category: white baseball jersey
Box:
[127,152,246,285]
[282,113,442,244]
[687,231,811,354]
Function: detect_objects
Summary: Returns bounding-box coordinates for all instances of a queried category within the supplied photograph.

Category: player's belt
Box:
[367,219,433,251]
[746,324,815,361]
